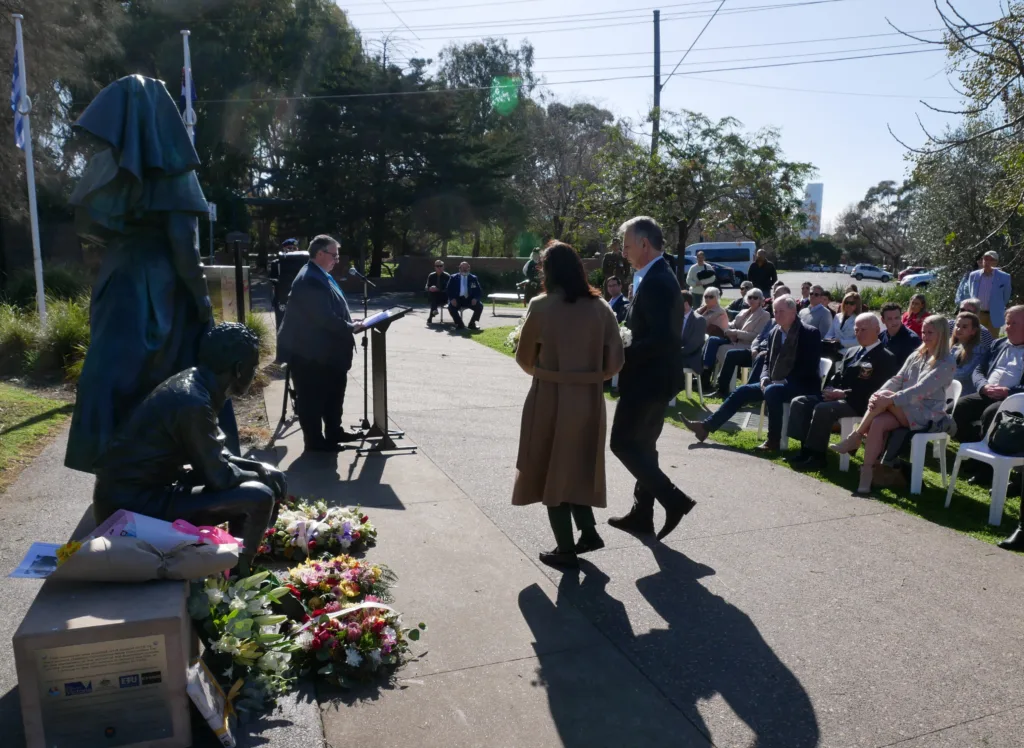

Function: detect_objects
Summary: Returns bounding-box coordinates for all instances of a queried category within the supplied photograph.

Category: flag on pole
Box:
[10,44,25,149]
[179,67,197,114]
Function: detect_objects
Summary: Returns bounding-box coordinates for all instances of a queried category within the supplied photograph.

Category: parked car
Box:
[900,267,942,288]
[850,263,891,282]
[681,256,737,288]
[821,265,833,272]
[806,264,822,272]
[898,266,928,282]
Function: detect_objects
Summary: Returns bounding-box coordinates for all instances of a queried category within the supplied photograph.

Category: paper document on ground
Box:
[10,542,60,578]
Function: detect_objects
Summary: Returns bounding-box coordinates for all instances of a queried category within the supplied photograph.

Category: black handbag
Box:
[696,267,716,282]
[988,410,1024,456]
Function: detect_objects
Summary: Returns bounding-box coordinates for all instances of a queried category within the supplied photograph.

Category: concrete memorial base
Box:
[13,578,193,748]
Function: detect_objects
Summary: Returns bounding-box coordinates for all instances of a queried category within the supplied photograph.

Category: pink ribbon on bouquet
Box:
[172,520,240,547]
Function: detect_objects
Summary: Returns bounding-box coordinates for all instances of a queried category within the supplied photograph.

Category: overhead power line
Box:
[378,0,422,40]
[345,0,736,19]
[663,0,727,89]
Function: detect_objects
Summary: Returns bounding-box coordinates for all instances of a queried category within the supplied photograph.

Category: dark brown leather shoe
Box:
[608,511,655,535]
[682,418,709,443]
[998,527,1024,551]
[657,491,697,541]
[755,440,780,452]
[539,549,579,568]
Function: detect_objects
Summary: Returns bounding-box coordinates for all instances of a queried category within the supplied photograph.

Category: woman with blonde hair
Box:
[950,311,986,395]
[832,314,956,494]
[826,291,863,354]
[513,241,625,568]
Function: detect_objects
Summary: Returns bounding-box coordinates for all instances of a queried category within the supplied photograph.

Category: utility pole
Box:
[651,9,661,156]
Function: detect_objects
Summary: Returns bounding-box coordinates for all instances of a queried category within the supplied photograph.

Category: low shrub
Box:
[244,311,275,357]
[0,303,39,375]
[828,283,934,314]
[27,296,91,380]
[4,264,90,309]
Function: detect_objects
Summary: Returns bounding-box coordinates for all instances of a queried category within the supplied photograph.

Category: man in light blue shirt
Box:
[961,250,1012,336]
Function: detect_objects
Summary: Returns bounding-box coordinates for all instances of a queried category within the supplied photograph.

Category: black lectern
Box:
[359,306,415,454]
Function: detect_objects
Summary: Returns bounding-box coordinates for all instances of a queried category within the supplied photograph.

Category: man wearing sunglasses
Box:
[799,284,833,339]
[425,260,451,324]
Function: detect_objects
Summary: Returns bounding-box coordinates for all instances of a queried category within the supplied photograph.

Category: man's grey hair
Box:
[959,297,982,311]
[618,216,664,251]
[739,280,754,291]
[773,295,798,312]
[984,250,999,261]
[856,312,880,329]
[745,288,764,302]
[773,285,791,298]
[308,234,338,259]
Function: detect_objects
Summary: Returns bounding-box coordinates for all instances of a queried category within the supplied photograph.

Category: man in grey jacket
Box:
[799,284,833,339]
[277,235,364,452]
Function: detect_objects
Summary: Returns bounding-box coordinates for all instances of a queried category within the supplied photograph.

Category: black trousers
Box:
[954,392,1002,444]
[427,291,447,313]
[788,397,858,453]
[449,297,483,326]
[610,390,682,517]
[290,357,348,447]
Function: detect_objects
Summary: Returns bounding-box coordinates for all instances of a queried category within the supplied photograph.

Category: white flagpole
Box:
[11,14,46,324]
[181,30,196,144]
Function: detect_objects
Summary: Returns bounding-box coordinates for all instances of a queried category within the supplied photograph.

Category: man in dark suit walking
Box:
[787,313,898,471]
[608,216,697,541]
[447,261,484,330]
[683,295,823,451]
[277,235,363,453]
[425,260,451,324]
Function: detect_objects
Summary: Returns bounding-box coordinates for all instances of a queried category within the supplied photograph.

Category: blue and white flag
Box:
[10,46,24,150]
[179,67,197,114]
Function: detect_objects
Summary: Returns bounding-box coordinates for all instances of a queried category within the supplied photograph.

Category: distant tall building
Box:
[800,183,824,239]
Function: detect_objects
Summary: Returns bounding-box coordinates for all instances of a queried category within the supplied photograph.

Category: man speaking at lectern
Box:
[277,235,364,453]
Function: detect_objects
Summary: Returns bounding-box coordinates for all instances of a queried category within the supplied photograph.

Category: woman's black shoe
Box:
[539,549,579,568]
[574,535,605,554]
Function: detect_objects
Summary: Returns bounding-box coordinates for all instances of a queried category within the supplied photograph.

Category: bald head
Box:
[854,312,881,348]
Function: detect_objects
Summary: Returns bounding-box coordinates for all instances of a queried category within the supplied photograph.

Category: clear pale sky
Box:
[339,0,1002,228]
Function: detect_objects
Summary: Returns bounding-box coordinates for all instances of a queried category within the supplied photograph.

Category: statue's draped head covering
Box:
[69,75,209,239]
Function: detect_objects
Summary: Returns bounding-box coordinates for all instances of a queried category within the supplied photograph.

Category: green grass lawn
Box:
[472,326,1019,545]
[0,382,73,494]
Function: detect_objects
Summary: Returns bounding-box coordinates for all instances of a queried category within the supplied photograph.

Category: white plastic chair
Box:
[759,357,832,450]
[908,379,962,494]
[945,392,1024,526]
[670,335,709,407]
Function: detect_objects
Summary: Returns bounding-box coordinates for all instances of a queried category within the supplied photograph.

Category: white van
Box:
[684,241,757,283]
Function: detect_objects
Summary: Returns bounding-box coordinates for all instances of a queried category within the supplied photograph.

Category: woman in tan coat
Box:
[513,241,625,568]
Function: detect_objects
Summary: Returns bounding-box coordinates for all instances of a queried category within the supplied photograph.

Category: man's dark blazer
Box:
[425,271,450,293]
[880,325,920,368]
[972,337,1024,395]
[619,256,685,399]
[826,343,898,414]
[276,261,356,370]
[610,295,628,323]
[447,273,483,303]
[680,311,708,373]
[763,321,824,395]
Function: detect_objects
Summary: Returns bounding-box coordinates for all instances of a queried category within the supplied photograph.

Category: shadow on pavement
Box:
[521,543,820,747]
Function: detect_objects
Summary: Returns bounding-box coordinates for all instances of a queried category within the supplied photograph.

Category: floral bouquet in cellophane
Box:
[293,599,425,686]
[188,571,300,713]
[257,497,376,561]
[282,555,396,616]
[619,323,633,348]
[505,316,526,352]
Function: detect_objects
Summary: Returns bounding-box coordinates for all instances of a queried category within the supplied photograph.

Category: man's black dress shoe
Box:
[574,535,606,554]
[539,549,579,568]
[330,430,363,444]
[657,491,697,540]
[468,321,480,330]
[608,511,655,534]
[998,526,1024,552]
[791,453,827,472]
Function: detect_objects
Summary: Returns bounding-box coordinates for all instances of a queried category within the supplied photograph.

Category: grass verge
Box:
[472,327,1019,545]
[0,383,73,495]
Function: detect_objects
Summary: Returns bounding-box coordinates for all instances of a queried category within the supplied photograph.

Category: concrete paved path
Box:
[289,303,1024,748]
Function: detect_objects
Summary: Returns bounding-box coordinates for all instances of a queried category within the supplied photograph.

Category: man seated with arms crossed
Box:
[684,295,822,452]
[447,261,483,330]
[425,260,451,324]
[799,284,833,339]
[787,313,898,471]
[712,285,790,397]
[879,301,921,368]
[605,275,628,323]
[679,290,708,374]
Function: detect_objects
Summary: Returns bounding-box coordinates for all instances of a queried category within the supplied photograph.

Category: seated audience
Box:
[845,284,859,294]
[797,281,812,310]
[728,281,754,315]
[826,291,862,356]
[701,288,770,390]
[879,302,921,367]
[425,260,451,323]
[713,285,790,397]
[902,293,928,336]
[683,295,823,452]
[788,313,898,472]
[680,291,708,374]
[799,285,833,338]
[947,297,993,349]
[833,315,956,494]
[696,286,729,337]
[446,261,484,330]
[951,311,987,396]
[605,275,628,323]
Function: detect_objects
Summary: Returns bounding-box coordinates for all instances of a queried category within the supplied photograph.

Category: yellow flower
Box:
[56,541,81,566]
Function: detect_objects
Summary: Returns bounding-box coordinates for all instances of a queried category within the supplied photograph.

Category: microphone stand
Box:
[356,252,372,431]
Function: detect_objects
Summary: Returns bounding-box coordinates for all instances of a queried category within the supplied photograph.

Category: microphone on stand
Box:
[348,267,377,287]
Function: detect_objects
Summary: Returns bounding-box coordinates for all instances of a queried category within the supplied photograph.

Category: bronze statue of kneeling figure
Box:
[91,323,285,574]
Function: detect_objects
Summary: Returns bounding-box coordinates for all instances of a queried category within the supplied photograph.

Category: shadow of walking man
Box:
[523,541,820,747]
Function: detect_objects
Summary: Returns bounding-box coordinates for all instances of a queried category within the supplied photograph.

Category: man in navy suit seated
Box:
[277,235,364,453]
[447,261,484,330]
[683,295,823,452]
[605,275,628,323]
